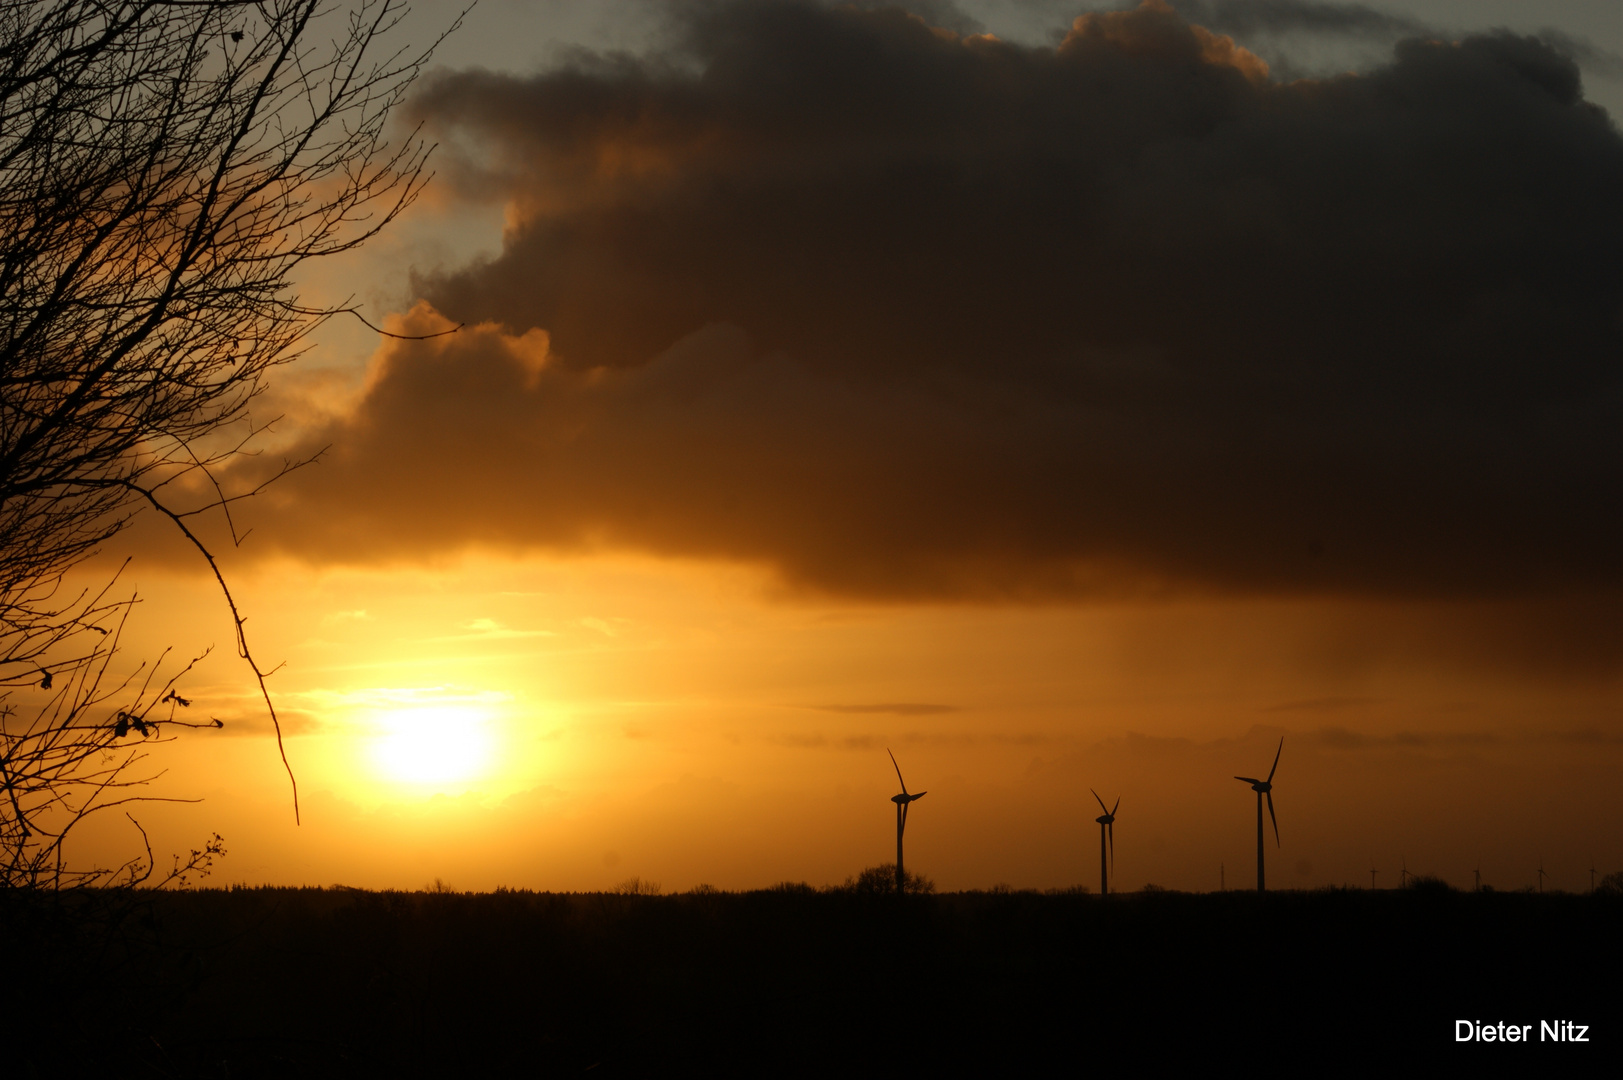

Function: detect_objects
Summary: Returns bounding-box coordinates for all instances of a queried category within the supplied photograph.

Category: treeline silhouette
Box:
[5,876,1617,1074]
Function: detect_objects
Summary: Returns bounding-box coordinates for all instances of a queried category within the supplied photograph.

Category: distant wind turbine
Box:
[887,749,926,894]
[1369,862,1378,890]
[1090,789,1119,896]
[1473,863,1481,892]
[1400,856,1412,889]
[1234,737,1282,892]
[1590,861,1598,892]
[1536,855,1547,894]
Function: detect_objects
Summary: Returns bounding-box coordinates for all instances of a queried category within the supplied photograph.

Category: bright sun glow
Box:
[372,704,495,785]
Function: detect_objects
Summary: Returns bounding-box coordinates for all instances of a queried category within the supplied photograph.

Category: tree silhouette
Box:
[0,0,458,885]
[844,864,935,895]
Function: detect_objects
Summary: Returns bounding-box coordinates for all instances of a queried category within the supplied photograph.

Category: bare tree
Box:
[0,0,459,886]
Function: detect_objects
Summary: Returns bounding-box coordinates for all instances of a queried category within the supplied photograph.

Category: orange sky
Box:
[64,547,1623,893]
[62,0,1623,894]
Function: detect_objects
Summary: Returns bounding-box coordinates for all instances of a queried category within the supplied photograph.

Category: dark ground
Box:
[5,883,1617,1076]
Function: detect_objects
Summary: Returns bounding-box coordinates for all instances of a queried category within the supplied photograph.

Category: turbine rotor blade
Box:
[1111,795,1121,817]
[1235,776,1261,785]
[1092,788,1109,816]
[888,747,907,795]
[1266,790,1280,847]
[1267,737,1283,783]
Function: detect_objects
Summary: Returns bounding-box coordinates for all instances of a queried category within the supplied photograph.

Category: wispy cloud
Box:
[424,618,557,642]
[1263,696,1384,713]
[808,703,959,716]
[1164,0,1429,39]
[1315,726,1494,750]
[1531,728,1623,746]
[766,730,1055,750]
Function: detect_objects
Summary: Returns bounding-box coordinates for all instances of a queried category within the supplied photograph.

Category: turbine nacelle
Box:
[1090,789,1119,882]
[1237,738,1283,851]
[887,749,926,893]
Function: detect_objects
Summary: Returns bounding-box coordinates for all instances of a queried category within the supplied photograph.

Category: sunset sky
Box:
[69,0,1623,894]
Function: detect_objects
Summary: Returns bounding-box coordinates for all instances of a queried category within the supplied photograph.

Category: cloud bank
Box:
[257,0,1623,602]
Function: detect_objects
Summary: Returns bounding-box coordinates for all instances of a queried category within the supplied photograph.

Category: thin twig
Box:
[332,305,464,340]
[129,484,299,825]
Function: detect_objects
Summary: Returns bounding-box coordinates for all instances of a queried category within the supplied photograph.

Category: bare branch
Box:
[0,0,461,883]
[130,483,299,824]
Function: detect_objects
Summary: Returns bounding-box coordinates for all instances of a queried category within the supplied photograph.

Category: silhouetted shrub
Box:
[767,881,815,894]
[842,864,935,894]
[1597,871,1623,895]
[1404,875,1452,893]
[610,877,662,896]
[688,883,722,895]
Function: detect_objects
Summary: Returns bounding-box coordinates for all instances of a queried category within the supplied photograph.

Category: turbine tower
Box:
[1234,737,1282,892]
[1536,855,1547,894]
[1091,789,1119,896]
[887,749,926,894]
[1369,862,1378,890]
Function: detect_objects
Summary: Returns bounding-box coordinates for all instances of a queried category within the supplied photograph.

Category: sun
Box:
[371,704,495,786]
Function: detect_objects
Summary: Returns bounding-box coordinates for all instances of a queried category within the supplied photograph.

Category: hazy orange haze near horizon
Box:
[65,547,1623,894]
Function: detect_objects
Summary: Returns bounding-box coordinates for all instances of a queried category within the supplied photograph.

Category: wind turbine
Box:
[1536,855,1547,894]
[1400,856,1412,889]
[1473,863,1482,892]
[1234,737,1282,892]
[887,749,926,894]
[1369,862,1378,890]
[1091,789,1119,896]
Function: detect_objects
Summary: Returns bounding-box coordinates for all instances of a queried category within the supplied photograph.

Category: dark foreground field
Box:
[6,884,1618,1075]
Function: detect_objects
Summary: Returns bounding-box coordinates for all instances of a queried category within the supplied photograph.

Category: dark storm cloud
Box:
[260,0,1623,601]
